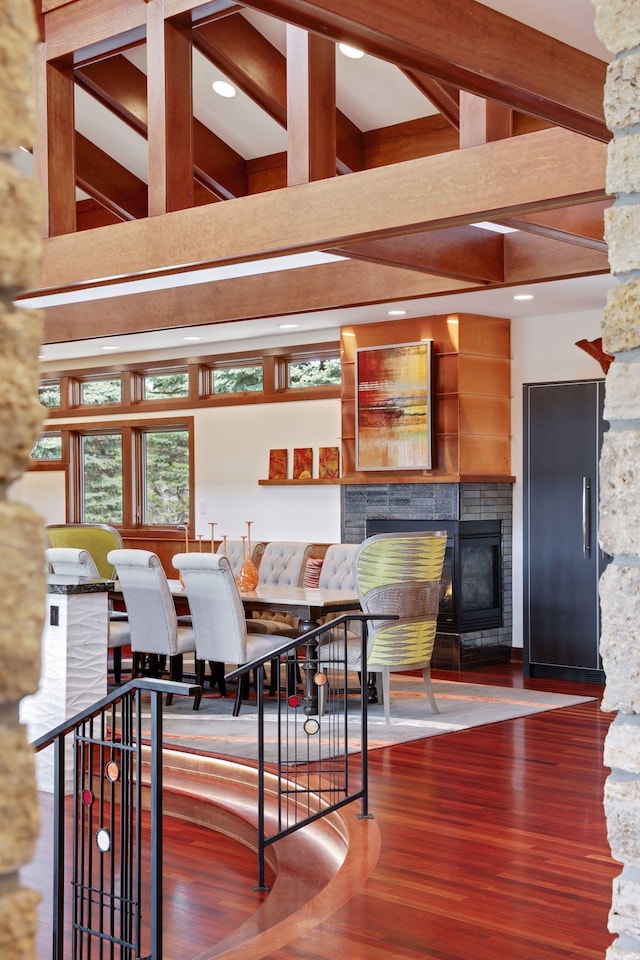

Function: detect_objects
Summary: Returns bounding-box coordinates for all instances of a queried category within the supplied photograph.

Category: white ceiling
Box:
[33,0,613,366]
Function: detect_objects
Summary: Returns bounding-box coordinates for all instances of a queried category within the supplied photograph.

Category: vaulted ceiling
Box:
[23,0,613,360]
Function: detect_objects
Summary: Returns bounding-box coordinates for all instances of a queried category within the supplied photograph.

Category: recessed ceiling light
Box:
[388,309,407,316]
[278,323,299,329]
[101,345,119,351]
[182,336,201,341]
[212,80,236,98]
[513,294,534,301]
[338,43,364,59]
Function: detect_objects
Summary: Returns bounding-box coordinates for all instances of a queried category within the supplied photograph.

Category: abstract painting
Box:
[355,341,433,470]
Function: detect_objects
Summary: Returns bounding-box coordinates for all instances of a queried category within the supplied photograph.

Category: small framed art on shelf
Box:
[319,446,340,479]
[268,448,288,480]
[293,447,313,480]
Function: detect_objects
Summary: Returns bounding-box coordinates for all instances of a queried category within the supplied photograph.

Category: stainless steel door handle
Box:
[582,476,591,557]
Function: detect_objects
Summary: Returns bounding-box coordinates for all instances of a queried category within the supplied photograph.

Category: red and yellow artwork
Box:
[356,341,433,470]
[268,448,288,480]
[319,446,340,479]
[293,447,313,480]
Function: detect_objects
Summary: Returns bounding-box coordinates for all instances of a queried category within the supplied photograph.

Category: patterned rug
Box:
[137,676,596,762]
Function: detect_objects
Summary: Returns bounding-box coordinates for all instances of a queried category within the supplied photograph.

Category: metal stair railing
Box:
[226,612,394,891]
[32,677,200,960]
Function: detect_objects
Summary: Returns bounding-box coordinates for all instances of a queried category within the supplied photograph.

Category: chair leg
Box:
[132,652,142,678]
[166,654,184,706]
[208,660,227,697]
[422,665,439,714]
[381,669,391,724]
[192,659,205,711]
[112,647,122,684]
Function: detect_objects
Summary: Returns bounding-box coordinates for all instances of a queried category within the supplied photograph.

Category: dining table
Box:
[163,580,362,713]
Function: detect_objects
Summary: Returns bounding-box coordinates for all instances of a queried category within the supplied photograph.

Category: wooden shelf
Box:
[258,478,339,485]
[259,474,515,486]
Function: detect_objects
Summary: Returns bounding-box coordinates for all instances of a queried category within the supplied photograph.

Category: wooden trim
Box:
[48,416,195,527]
[34,127,607,292]
[40,343,341,417]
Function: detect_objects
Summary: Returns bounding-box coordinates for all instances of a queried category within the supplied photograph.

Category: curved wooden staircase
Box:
[155,748,382,959]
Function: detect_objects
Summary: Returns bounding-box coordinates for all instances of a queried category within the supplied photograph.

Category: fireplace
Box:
[366,519,503,635]
[342,481,512,669]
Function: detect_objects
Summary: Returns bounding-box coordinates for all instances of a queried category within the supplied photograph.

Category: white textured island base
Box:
[20,587,109,793]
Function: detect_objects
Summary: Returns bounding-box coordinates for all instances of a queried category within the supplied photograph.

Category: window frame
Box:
[281,350,342,392]
[39,341,341,418]
[35,416,194,534]
[29,429,67,470]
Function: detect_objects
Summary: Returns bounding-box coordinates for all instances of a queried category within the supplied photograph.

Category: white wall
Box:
[193,399,342,544]
[510,308,605,647]
[9,469,66,524]
[14,399,343,545]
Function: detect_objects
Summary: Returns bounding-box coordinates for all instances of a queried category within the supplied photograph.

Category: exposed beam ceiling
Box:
[28,0,612,358]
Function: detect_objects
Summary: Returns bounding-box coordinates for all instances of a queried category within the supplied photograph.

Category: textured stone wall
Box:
[593,1,640,957]
[0,2,46,958]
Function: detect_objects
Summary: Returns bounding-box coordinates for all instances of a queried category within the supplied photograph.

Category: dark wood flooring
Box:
[24,663,618,959]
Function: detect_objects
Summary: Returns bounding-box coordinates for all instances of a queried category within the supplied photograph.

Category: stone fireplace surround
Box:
[341,481,513,669]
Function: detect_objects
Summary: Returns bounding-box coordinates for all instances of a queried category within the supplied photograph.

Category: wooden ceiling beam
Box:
[42,0,606,143]
[33,126,607,292]
[194,12,364,173]
[77,53,248,200]
[43,0,146,62]
[499,199,612,252]
[194,13,288,125]
[334,226,505,283]
[286,25,336,184]
[404,71,460,130]
[40,229,609,344]
[146,7,194,214]
[459,91,512,147]
[240,0,608,139]
[76,56,148,137]
[504,231,609,282]
[41,260,476,343]
[76,133,147,220]
[76,198,124,231]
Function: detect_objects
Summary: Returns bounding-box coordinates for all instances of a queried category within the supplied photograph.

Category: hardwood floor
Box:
[24,664,618,959]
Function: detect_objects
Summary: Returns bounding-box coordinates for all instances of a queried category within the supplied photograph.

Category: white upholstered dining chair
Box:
[172,552,293,715]
[248,541,315,637]
[107,549,196,704]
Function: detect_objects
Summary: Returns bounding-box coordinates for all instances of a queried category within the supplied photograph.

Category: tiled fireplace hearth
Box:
[341,482,513,669]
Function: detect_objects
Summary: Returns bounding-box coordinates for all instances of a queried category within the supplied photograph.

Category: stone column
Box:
[0,2,47,958]
[593,2,640,958]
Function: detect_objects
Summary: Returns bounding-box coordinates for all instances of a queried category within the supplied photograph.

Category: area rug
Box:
[137,677,596,763]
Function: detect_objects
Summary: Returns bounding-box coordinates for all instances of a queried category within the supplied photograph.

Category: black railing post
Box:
[358,619,372,820]
[254,665,269,892]
[52,735,65,960]
[149,689,163,960]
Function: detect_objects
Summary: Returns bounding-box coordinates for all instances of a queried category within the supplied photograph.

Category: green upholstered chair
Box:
[319,531,447,722]
[45,523,124,579]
